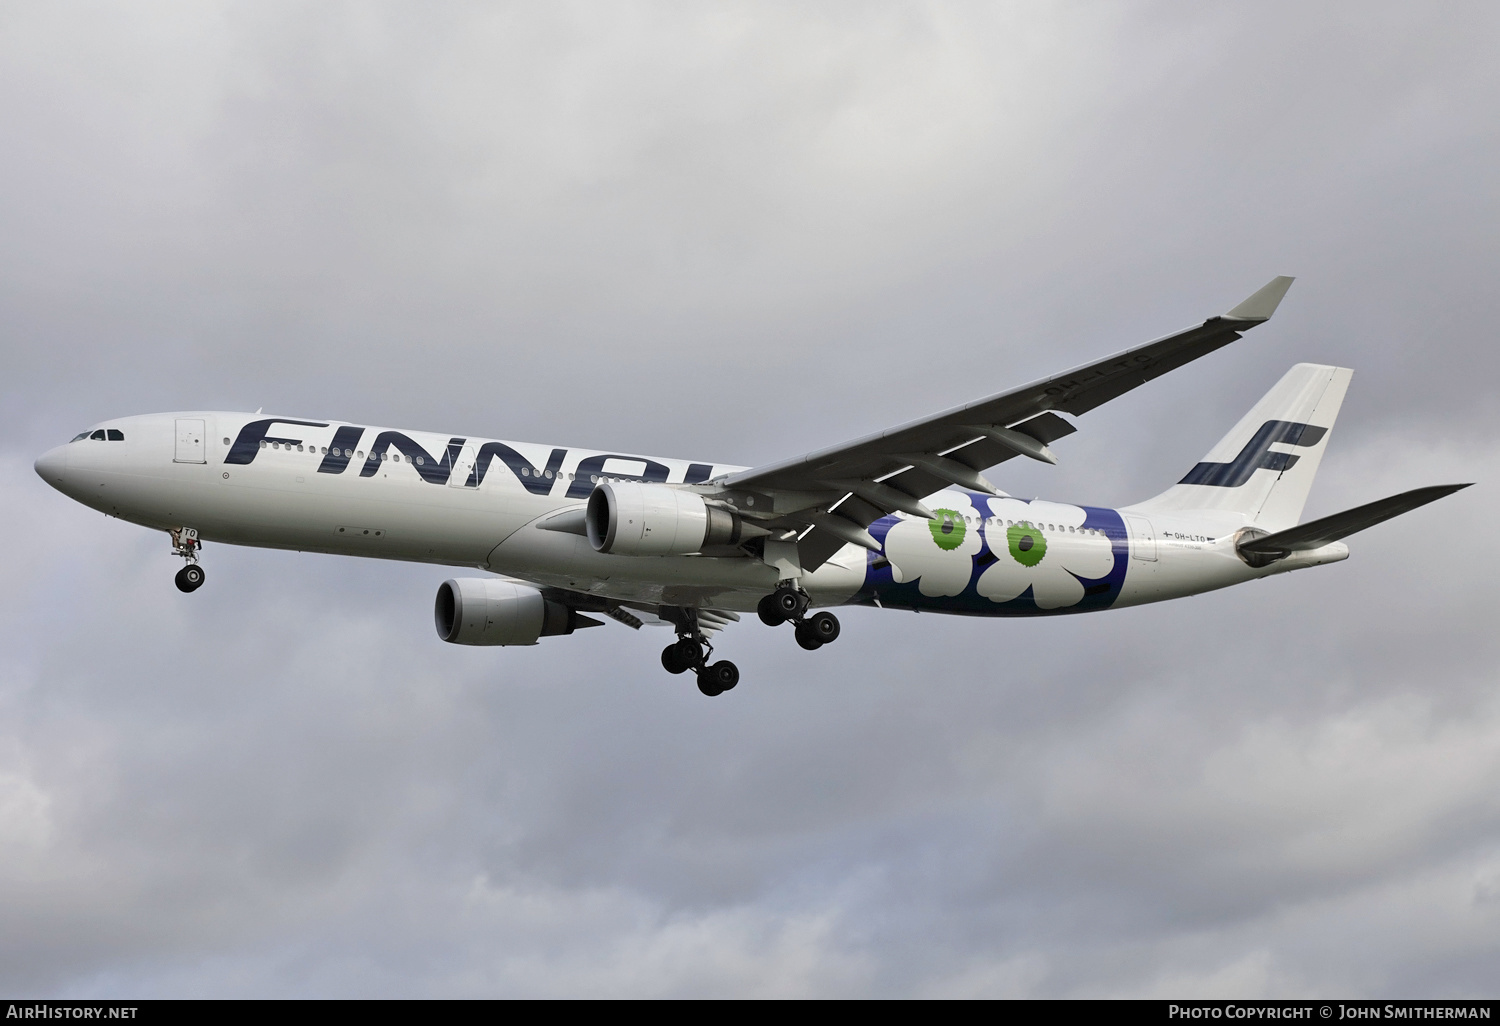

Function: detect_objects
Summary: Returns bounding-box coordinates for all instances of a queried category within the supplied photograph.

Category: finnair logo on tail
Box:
[1180,420,1327,488]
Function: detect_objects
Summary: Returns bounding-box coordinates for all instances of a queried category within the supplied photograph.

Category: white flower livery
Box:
[977,499,1114,609]
[883,491,984,597]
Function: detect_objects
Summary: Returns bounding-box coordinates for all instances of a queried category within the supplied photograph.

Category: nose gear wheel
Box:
[175,564,205,593]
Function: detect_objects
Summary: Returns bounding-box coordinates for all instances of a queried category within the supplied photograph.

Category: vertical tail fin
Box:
[1135,363,1353,530]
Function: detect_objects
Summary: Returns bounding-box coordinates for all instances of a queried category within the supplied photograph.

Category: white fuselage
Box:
[34,411,1349,617]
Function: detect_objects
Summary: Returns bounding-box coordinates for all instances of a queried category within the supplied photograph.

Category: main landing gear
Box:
[757,583,840,650]
[660,624,740,697]
[170,527,205,593]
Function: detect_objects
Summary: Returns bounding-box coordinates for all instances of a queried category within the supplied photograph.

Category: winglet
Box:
[1225,275,1295,322]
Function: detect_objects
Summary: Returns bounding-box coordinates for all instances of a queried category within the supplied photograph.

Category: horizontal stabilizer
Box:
[1238,483,1471,558]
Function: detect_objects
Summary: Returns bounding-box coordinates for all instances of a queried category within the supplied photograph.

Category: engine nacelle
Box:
[585,481,746,555]
[434,578,584,646]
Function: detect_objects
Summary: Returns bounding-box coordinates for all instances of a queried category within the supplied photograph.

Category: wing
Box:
[717,276,1296,571]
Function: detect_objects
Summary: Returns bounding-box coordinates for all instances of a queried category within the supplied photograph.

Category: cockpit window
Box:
[107,429,124,441]
[90,430,107,440]
[71,432,90,442]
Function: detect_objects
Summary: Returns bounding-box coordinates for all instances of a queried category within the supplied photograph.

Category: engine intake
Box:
[585,481,747,555]
[434,578,589,646]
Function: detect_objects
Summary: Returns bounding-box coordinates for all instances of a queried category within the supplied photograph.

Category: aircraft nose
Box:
[34,445,70,490]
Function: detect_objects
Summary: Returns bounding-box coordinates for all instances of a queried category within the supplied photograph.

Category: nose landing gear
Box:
[170,527,205,593]
[757,583,840,651]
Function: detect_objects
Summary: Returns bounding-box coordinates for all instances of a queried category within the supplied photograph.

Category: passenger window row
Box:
[241,443,654,485]
[935,513,1105,537]
[252,440,420,463]
[990,520,1103,536]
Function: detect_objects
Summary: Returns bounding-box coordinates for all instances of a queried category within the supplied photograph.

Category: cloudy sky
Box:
[2,1,1498,997]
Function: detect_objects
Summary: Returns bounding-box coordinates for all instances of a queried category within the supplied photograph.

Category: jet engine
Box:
[585,481,754,555]
[434,577,596,646]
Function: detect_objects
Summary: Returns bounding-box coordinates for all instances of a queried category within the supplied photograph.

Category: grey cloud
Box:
[1,0,1497,997]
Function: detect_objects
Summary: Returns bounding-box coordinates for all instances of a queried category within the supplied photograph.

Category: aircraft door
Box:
[174,419,206,464]
[1125,515,1157,561]
[449,444,478,488]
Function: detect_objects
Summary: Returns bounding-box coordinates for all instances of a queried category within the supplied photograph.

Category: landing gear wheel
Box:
[697,660,739,695]
[808,611,840,645]
[661,643,690,674]
[757,594,787,627]
[794,622,823,651]
[773,588,806,619]
[662,638,701,675]
[175,564,205,593]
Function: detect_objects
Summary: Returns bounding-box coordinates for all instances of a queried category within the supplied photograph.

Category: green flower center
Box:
[1007,523,1046,567]
[928,509,966,551]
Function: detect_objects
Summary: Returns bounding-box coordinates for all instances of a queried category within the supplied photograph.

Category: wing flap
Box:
[796,525,856,572]
[655,605,741,638]
[1009,411,1078,445]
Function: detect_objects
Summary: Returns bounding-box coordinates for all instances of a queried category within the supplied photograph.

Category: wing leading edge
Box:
[719,276,1296,572]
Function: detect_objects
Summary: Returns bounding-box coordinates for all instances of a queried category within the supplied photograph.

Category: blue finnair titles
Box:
[31,277,1472,696]
[223,417,709,494]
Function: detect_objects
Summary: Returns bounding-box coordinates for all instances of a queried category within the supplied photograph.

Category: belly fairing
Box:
[857,497,1129,616]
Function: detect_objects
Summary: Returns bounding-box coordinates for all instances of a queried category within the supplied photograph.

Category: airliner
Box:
[34,277,1468,695]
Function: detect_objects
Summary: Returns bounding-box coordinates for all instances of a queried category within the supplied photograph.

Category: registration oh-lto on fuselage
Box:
[35,277,1468,696]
